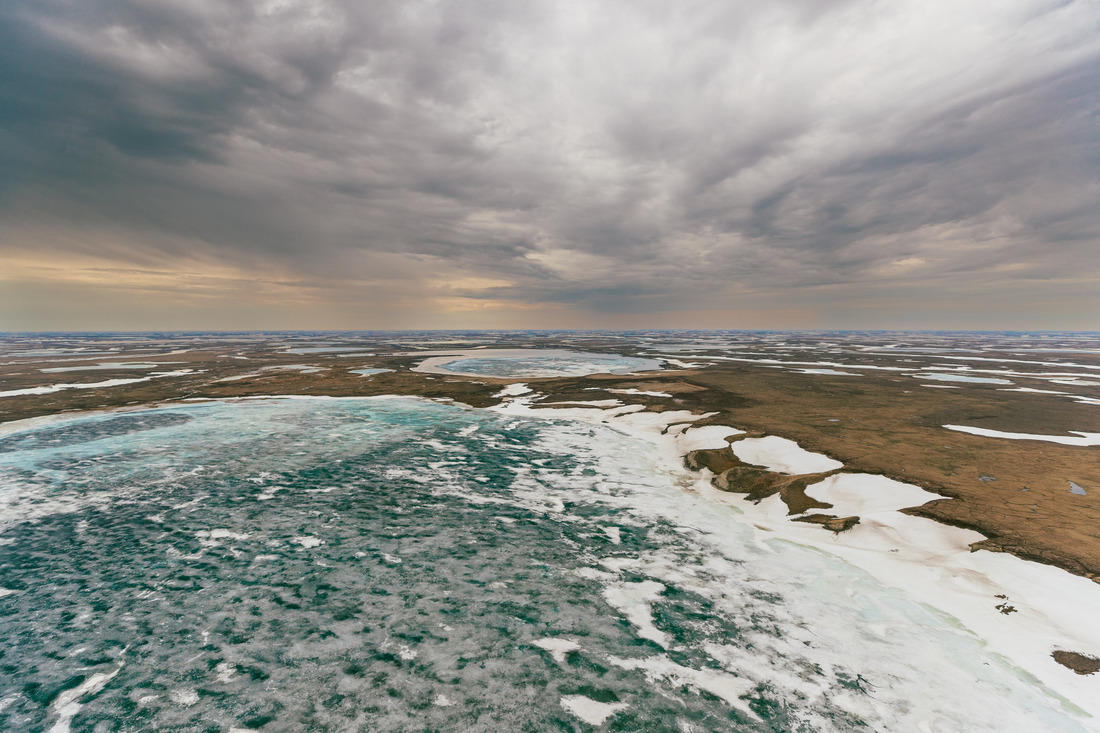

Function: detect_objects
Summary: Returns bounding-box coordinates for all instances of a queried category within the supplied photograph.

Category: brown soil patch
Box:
[1051,650,1100,675]
[793,514,861,533]
[655,365,1100,580]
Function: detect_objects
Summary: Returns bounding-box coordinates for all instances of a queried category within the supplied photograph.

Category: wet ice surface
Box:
[914,372,1013,385]
[413,349,662,378]
[0,398,1092,732]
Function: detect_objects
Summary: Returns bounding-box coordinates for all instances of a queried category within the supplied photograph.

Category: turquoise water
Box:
[0,398,1088,731]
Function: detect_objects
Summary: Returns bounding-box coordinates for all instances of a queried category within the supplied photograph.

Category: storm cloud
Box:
[1,0,1098,329]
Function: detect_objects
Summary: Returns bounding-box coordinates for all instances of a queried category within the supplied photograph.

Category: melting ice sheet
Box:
[412,349,662,377]
[0,397,1093,732]
[915,372,1014,385]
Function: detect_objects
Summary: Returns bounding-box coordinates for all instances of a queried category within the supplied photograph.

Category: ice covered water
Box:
[415,349,661,377]
[914,372,1013,385]
[0,398,1090,731]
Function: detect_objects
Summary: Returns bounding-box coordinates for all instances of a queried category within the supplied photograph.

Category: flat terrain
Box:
[2,330,1098,580]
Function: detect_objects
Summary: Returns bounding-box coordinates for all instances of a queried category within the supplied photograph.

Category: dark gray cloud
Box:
[1,0,1098,329]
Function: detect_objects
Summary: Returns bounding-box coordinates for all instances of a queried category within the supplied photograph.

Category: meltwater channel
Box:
[0,397,1089,732]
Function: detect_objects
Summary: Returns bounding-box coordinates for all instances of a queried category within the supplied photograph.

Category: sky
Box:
[1,0,1099,332]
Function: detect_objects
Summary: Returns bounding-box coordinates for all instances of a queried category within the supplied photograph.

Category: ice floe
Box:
[49,663,124,733]
[608,655,756,719]
[533,637,580,663]
[602,580,669,648]
[559,695,628,725]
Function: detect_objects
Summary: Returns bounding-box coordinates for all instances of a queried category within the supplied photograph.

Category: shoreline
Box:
[2,361,1098,581]
[2,336,1099,597]
[485,385,1100,719]
[2,362,1099,579]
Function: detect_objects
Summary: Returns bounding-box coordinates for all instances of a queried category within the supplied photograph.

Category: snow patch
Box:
[943,425,1100,446]
[732,436,843,474]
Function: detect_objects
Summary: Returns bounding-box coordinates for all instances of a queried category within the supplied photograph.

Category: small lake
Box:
[914,372,1013,385]
[413,349,662,378]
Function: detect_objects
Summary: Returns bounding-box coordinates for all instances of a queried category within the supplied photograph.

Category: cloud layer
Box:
[2,0,1098,329]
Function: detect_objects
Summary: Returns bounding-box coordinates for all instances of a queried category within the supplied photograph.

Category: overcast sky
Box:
[2,0,1098,331]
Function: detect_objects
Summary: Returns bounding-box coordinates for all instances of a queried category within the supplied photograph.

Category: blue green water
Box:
[0,398,1089,731]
